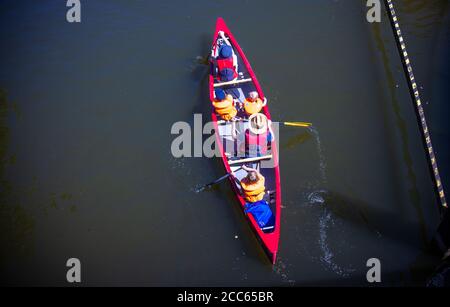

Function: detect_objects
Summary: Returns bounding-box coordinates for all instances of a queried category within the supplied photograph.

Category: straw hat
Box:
[248,113,268,135]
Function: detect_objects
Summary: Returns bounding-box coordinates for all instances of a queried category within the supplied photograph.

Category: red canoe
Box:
[209,18,281,264]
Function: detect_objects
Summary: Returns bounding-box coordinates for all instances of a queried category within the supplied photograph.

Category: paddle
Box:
[283,122,312,128]
[232,119,312,128]
[196,167,242,193]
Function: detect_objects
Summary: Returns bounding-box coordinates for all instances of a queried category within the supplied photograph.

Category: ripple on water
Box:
[306,189,327,206]
[308,126,327,184]
[169,156,196,191]
[273,257,296,284]
[318,209,355,277]
[170,156,218,194]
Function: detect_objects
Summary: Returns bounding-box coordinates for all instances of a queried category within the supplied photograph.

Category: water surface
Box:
[0,0,447,286]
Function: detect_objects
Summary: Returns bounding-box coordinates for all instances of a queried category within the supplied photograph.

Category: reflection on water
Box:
[371,21,427,245]
[305,126,355,277]
[399,0,447,36]
[283,131,311,150]
[0,89,35,265]
[0,89,10,176]
[282,122,356,277]
[0,203,35,264]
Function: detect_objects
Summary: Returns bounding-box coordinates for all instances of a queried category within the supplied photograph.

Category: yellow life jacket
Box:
[216,105,233,115]
[241,174,265,203]
[212,94,236,120]
[245,193,265,203]
[212,95,233,109]
[243,98,263,115]
[220,107,237,121]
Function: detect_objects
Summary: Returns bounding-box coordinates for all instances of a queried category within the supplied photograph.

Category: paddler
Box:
[212,88,238,140]
[243,91,267,116]
[242,113,275,157]
[239,164,266,203]
[213,31,238,82]
[212,88,237,121]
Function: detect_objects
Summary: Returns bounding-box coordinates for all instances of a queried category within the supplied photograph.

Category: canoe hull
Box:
[209,18,281,265]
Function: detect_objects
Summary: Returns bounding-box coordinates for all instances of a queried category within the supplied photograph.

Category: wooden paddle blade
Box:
[284,122,312,127]
[196,171,235,193]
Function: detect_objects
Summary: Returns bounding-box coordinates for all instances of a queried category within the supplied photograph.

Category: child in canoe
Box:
[243,91,267,116]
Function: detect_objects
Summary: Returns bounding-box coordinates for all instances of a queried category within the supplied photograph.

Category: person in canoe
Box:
[212,31,238,82]
[231,164,273,229]
[241,113,275,157]
[243,91,267,116]
[238,164,266,203]
[213,88,238,139]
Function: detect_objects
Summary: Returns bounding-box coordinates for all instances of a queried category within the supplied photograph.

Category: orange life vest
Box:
[243,98,263,116]
[241,174,265,203]
[212,94,237,121]
[245,128,270,155]
[216,57,238,81]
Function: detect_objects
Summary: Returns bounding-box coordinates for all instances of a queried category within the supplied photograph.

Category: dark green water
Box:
[0,0,447,286]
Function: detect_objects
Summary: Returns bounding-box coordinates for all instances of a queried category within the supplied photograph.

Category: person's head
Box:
[215,88,226,101]
[248,91,259,102]
[247,171,258,182]
[219,45,232,59]
[249,113,268,134]
[252,113,266,128]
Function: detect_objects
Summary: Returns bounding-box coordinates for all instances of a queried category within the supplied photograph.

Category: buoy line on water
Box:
[384,0,447,210]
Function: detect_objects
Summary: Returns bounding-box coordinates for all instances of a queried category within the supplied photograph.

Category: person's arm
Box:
[211,39,220,58]
[242,164,258,173]
[268,120,275,141]
[232,53,238,72]
[261,97,267,107]
[231,120,237,140]
[229,171,244,191]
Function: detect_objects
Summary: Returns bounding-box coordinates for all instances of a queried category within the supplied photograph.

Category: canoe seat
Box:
[225,87,246,103]
[262,225,275,231]
[261,215,275,233]
[213,78,252,88]
[228,154,272,165]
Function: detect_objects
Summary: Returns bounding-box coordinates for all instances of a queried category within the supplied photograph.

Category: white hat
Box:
[249,113,268,134]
